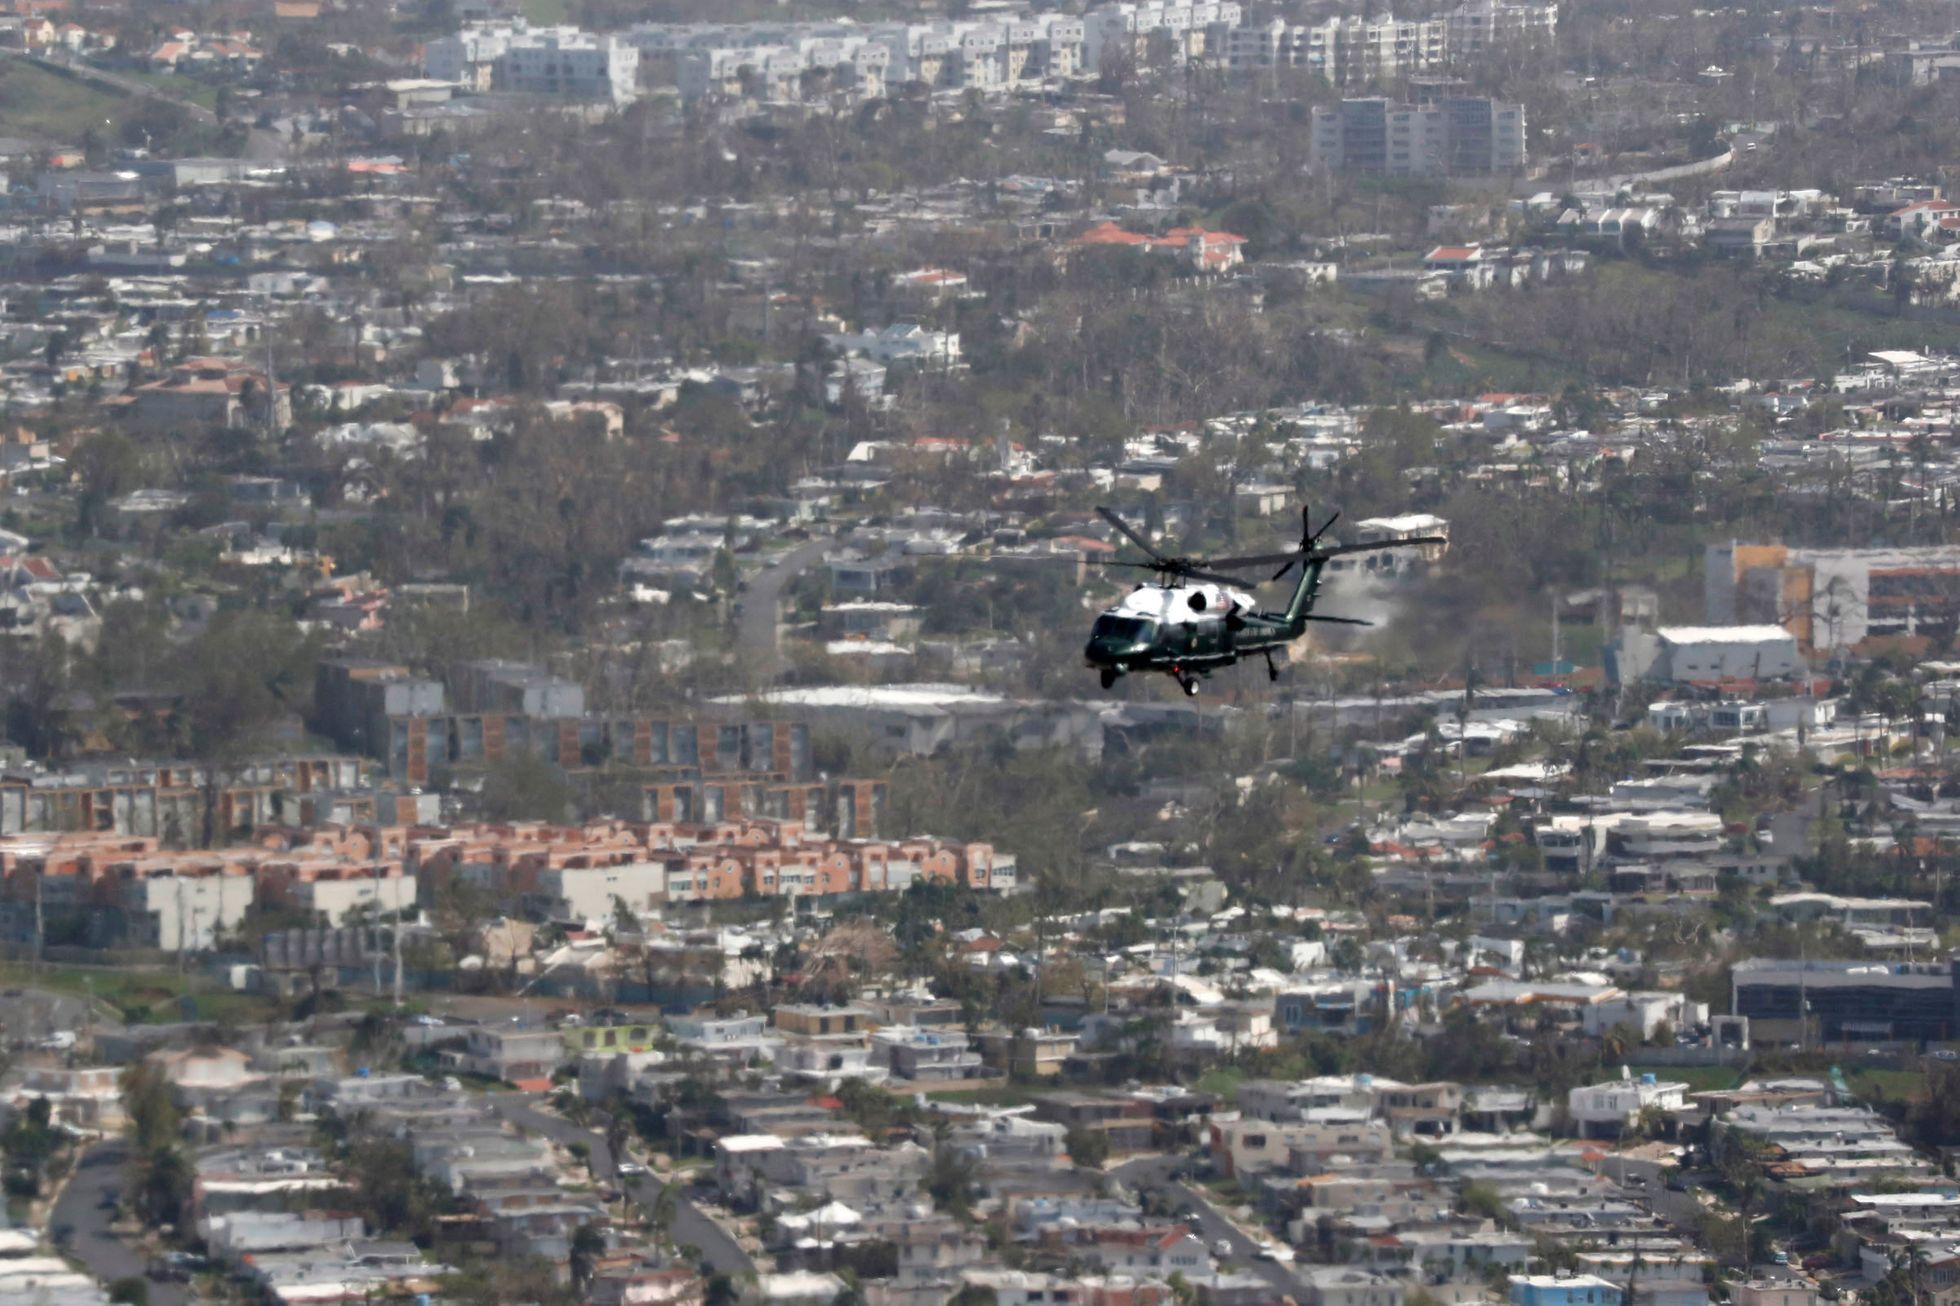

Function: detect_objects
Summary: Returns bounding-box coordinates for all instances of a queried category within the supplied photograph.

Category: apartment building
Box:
[1227,2,1553,86]
[1445,0,1558,58]
[1310,96,1526,175]
[423,20,638,103]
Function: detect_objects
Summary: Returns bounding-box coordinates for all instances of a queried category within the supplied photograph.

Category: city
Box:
[0,0,1958,1303]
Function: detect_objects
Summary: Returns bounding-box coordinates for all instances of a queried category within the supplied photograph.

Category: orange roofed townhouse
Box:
[119,358,292,433]
[1069,221,1248,272]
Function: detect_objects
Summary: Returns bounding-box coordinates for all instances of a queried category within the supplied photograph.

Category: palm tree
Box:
[570,1222,607,1293]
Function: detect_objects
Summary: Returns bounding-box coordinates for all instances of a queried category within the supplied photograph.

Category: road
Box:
[1113,1155,1304,1302]
[735,537,831,682]
[485,1095,756,1278]
[0,986,119,1050]
[52,1142,188,1306]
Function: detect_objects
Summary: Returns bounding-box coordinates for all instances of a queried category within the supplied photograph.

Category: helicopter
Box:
[1082,504,1445,696]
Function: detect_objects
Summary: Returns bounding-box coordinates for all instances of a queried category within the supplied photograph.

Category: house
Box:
[1731,1279,1819,1306]
[440,1026,567,1090]
[1423,244,1496,289]
[1565,1072,1688,1138]
[1302,1268,1407,1306]
[1884,198,1960,242]
[124,359,292,433]
[825,324,962,369]
[1510,1276,1625,1306]
[871,1025,984,1082]
[1704,217,1776,256]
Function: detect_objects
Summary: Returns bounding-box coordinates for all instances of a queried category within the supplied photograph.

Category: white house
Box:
[1566,1071,1688,1138]
[826,324,962,369]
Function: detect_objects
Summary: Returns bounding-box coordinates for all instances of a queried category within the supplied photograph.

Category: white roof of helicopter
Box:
[1107,580,1257,627]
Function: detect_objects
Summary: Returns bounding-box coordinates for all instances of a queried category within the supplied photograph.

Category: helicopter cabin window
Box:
[1091,616,1153,642]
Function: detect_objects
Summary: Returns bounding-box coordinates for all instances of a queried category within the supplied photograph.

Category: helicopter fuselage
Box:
[1084,569,1320,692]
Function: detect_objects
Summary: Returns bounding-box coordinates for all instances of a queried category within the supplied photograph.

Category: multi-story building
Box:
[1310,97,1525,175]
[1227,3,1550,85]
[1509,1276,1624,1306]
[1731,957,1960,1044]
[108,864,255,951]
[1083,0,1242,72]
[1445,0,1558,59]
[423,20,638,104]
[872,1025,984,1082]
[1707,541,1960,654]
[1565,1072,1689,1138]
[650,13,1090,101]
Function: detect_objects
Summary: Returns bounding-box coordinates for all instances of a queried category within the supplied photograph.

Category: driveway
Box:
[486,1095,755,1278]
[51,1142,187,1306]
[1113,1154,1305,1301]
[736,537,831,681]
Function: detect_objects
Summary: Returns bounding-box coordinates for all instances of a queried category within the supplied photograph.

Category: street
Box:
[485,1095,756,1279]
[51,1142,188,1306]
[736,537,831,681]
[1113,1155,1304,1302]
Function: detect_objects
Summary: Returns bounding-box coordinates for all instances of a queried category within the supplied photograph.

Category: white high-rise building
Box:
[422,20,639,104]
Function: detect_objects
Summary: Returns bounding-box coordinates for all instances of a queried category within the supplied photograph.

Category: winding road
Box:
[736,537,832,682]
[1113,1153,1306,1302]
[485,1095,756,1279]
[52,1142,188,1306]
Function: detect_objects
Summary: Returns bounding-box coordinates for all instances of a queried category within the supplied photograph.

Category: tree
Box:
[121,1063,179,1154]
[925,1144,980,1217]
[69,429,142,538]
[1065,1125,1111,1170]
[478,751,575,823]
[570,1222,607,1292]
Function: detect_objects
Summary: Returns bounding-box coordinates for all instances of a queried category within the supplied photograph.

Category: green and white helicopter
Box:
[1082,505,1444,696]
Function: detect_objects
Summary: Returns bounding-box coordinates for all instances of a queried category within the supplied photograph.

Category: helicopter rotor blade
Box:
[1205,550,1311,570]
[1095,506,1165,562]
[1310,536,1446,560]
[1273,504,1314,581]
[1180,567,1266,588]
[1303,613,1374,626]
[1307,510,1342,550]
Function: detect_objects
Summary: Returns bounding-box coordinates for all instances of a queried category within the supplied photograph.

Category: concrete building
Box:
[112,866,255,951]
[1707,541,1960,654]
[1566,1072,1689,1138]
[1310,97,1525,175]
[423,20,638,104]
[526,861,670,922]
[1611,625,1803,686]
[1731,957,1960,1044]
[1510,1276,1624,1306]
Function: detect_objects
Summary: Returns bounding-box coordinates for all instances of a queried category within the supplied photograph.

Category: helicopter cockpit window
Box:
[1091,616,1153,643]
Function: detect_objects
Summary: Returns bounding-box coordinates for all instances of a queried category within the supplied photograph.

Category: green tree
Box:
[1065,1125,1111,1169]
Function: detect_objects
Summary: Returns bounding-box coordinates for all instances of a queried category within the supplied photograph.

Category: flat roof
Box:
[1658,625,1796,644]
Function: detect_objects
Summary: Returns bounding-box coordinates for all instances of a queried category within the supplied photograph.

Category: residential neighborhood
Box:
[0,0,1958,1302]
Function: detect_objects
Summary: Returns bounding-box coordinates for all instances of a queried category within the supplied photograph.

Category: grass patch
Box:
[1627,1064,1744,1094]
[521,0,570,20]
[0,60,129,141]
[1193,1065,1246,1099]
[0,961,281,1025]
[1846,1068,1929,1104]
[122,69,221,112]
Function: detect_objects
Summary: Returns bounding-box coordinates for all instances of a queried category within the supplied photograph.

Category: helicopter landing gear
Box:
[1264,651,1281,683]
[1100,668,1119,690]
[1178,673,1200,697]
